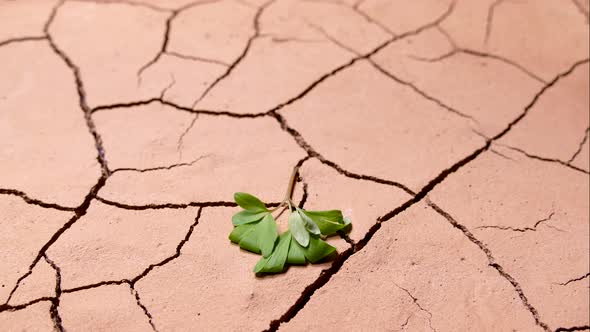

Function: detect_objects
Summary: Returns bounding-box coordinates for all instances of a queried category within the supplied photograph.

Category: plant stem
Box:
[269,165,300,213]
[284,164,299,202]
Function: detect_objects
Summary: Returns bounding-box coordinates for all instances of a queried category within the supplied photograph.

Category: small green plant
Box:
[229,166,351,274]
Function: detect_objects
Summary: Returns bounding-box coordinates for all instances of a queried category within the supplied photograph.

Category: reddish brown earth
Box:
[1,0,589,331]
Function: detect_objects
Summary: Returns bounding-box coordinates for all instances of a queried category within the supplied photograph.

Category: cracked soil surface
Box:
[1,0,589,331]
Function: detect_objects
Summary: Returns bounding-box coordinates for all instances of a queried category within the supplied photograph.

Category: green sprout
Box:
[228,166,351,274]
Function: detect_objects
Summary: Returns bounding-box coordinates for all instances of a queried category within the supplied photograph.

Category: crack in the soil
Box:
[3,2,586,330]
[111,154,211,174]
[492,59,589,140]
[127,208,202,286]
[176,115,199,161]
[90,3,456,121]
[555,326,590,332]
[70,0,171,12]
[367,58,477,121]
[297,178,309,209]
[502,145,590,175]
[348,1,396,37]
[263,54,585,332]
[44,254,64,332]
[0,36,46,48]
[131,285,158,332]
[2,173,107,307]
[2,209,204,316]
[426,200,551,332]
[489,147,515,160]
[45,0,110,176]
[305,20,359,56]
[190,0,275,108]
[0,188,76,211]
[159,74,176,100]
[165,50,230,67]
[556,272,590,286]
[306,21,470,124]
[301,0,396,37]
[484,0,505,45]
[0,297,55,313]
[409,26,546,84]
[137,0,224,83]
[267,1,457,117]
[95,196,237,210]
[271,112,415,196]
[475,212,561,233]
[394,282,436,332]
[571,0,590,23]
[400,314,412,330]
[567,127,589,164]
[50,210,204,305]
[91,97,266,118]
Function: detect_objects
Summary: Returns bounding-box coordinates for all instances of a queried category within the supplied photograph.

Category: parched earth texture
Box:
[1,0,589,331]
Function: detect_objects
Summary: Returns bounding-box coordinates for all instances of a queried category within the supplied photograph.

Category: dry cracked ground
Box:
[1,0,589,331]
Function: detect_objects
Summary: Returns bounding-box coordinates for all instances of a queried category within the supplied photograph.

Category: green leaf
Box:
[234,192,268,212]
[229,223,256,244]
[286,232,306,265]
[232,210,268,226]
[289,211,310,247]
[257,214,278,257]
[301,235,336,263]
[254,256,269,273]
[230,214,277,256]
[297,208,320,235]
[254,232,291,273]
[304,210,348,236]
[238,224,261,254]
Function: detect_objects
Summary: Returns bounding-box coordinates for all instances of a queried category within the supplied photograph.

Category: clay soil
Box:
[1,0,589,331]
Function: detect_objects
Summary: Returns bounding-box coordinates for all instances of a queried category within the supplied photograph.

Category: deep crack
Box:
[426,200,551,331]
[45,0,110,176]
[44,255,64,332]
[555,325,590,332]
[0,188,76,211]
[3,174,107,307]
[95,196,237,210]
[263,51,584,332]
[131,285,158,331]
